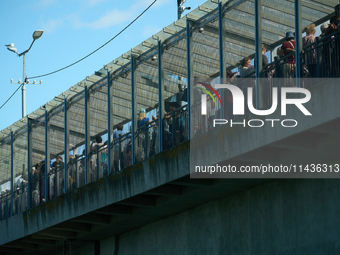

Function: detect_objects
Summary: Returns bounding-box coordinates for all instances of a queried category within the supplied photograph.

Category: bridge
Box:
[1,0,340,254]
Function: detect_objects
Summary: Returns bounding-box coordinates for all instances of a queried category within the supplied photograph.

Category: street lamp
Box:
[177,0,191,20]
[5,30,43,118]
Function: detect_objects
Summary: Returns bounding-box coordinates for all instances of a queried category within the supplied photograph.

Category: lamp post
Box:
[6,30,43,118]
[177,0,191,20]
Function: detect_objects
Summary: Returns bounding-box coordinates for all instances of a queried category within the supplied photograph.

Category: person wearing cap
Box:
[281,31,296,80]
[320,23,329,38]
[137,108,149,128]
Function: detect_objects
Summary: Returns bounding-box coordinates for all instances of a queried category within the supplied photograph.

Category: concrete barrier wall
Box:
[69,178,340,255]
[0,143,190,245]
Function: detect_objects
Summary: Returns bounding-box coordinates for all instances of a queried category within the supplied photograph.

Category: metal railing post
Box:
[316,37,321,78]
[294,0,302,86]
[255,0,263,108]
[186,19,193,140]
[27,117,32,209]
[131,55,137,165]
[64,98,69,193]
[10,131,14,216]
[158,40,164,153]
[44,108,50,202]
[84,85,90,184]
[107,69,112,175]
[274,56,280,78]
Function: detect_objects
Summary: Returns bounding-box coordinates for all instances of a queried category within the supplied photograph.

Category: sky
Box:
[0,0,201,132]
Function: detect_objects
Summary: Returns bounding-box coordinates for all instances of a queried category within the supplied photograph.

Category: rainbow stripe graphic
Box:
[196,82,222,107]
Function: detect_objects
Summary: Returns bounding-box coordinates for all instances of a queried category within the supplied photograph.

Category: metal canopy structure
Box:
[0,0,336,183]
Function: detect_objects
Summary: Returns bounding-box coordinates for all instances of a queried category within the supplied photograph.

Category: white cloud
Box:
[143,25,162,37]
[86,0,108,6]
[131,0,171,9]
[40,0,171,32]
[77,9,134,29]
[42,19,64,33]
[38,0,56,7]
[79,0,170,30]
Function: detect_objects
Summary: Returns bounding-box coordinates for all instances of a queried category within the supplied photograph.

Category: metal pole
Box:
[85,86,90,184]
[107,70,112,175]
[44,109,50,201]
[294,0,302,86]
[254,0,263,78]
[22,54,26,118]
[178,0,183,20]
[316,37,320,78]
[218,1,226,118]
[218,1,226,79]
[186,19,193,140]
[10,131,14,216]
[27,117,32,209]
[158,40,164,152]
[255,0,263,108]
[131,55,137,165]
[64,98,69,193]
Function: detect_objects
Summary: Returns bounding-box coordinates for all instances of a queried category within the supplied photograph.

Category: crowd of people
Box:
[237,4,340,80]
[2,4,339,220]
[0,104,188,213]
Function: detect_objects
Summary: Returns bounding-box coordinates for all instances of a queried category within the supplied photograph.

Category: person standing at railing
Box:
[51,155,63,198]
[281,32,296,82]
[151,110,171,152]
[123,131,133,168]
[137,108,150,161]
[79,150,86,187]
[170,107,186,146]
[324,15,340,77]
[303,24,317,78]
[113,124,125,171]
[240,57,255,78]
[67,155,76,190]
[39,160,46,203]
[90,135,103,181]
[31,164,40,206]
[320,23,329,38]
[261,44,273,78]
